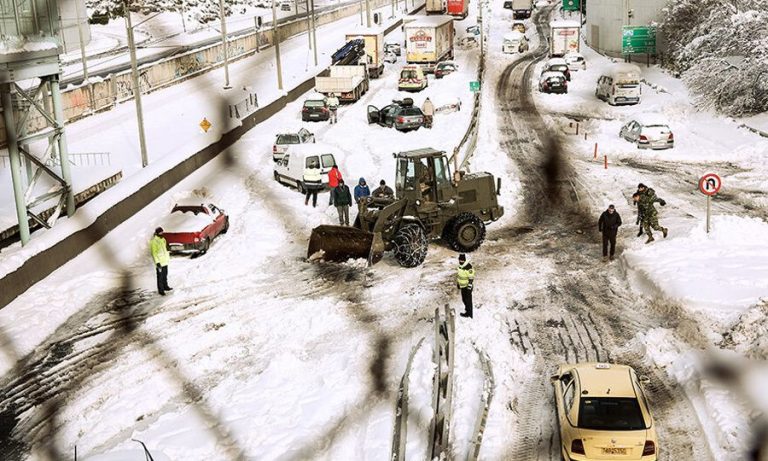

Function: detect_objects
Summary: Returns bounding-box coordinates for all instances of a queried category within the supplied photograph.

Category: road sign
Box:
[200,118,212,133]
[622,26,657,54]
[699,173,722,233]
[562,0,580,11]
[699,173,721,196]
[470,81,480,92]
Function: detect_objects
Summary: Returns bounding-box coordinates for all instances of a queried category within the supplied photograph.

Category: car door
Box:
[629,122,642,142]
[298,127,313,143]
[367,105,380,124]
[381,105,397,127]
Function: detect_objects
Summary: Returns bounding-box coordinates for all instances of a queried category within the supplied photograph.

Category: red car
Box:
[161,203,229,254]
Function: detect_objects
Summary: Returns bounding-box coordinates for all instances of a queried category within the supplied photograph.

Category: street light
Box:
[122,0,149,167]
[219,0,232,89]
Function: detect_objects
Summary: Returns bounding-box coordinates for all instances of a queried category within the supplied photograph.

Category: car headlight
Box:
[415,199,422,207]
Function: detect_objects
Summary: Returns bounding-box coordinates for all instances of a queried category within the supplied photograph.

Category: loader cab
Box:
[395,148,453,204]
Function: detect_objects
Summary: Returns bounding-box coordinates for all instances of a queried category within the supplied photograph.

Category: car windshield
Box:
[276,134,300,144]
[578,397,647,431]
[304,99,325,108]
[401,70,419,79]
[403,108,422,116]
[550,65,568,72]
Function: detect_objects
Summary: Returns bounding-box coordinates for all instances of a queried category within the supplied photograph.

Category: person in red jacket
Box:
[328,163,343,205]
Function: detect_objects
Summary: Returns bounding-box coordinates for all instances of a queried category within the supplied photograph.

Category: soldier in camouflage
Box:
[634,183,669,244]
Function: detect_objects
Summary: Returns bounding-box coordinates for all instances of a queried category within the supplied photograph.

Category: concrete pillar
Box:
[2,83,31,244]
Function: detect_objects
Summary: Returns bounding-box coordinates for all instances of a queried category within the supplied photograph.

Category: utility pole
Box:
[310,0,318,66]
[180,0,187,33]
[123,2,149,168]
[360,0,364,25]
[365,0,372,27]
[305,0,312,51]
[272,0,284,90]
[478,0,483,58]
[219,0,232,89]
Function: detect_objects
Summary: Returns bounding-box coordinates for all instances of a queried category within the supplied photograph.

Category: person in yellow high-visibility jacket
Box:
[150,227,172,295]
[456,253,475,318]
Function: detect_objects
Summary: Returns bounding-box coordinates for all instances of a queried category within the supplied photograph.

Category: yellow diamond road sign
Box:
[200,118,212,132]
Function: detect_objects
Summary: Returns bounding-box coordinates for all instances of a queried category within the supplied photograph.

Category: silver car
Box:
[273,127,315,161]
[620,117,674,150]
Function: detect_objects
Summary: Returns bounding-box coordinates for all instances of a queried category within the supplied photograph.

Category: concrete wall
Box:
[585,0,667,57]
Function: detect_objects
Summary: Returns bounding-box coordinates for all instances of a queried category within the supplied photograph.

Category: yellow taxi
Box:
[550,363,658,460]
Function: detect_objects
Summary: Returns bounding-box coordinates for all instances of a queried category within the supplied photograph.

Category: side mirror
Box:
[639,375,651,385]
[496,177,502,196]
[550,374,561,383]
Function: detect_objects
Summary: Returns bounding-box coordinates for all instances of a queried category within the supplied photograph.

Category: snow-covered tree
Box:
[660,0,768,116]
[87,0,252,25]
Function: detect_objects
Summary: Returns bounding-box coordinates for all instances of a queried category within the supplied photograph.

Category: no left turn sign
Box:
[699,173,721,196]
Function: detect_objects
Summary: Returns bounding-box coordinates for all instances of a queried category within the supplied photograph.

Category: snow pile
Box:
[0,38,57,54]
[659,0,768,116]
[624,215,768,319]
[159,210,215,233]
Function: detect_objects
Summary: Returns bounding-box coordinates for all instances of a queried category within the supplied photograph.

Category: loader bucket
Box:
[307,225,384,266]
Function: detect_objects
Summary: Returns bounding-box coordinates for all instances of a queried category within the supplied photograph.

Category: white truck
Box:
[549,20,580,57]
[314,65,369,102]
[404,16,455,73]
[345,27,386,78]
[426,0,445,14]
[512,0,533,19]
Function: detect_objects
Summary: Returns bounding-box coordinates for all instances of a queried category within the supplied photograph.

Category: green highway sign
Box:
[622,26,657,54]
[470,81,480,92]
[562,0,580,11]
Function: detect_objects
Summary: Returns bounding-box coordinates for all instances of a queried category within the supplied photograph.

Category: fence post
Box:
[604,155,608,169]
[593,143,598,160]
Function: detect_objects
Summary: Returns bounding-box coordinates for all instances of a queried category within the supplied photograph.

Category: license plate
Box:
[602,447,627,455]
[310,114,319,118]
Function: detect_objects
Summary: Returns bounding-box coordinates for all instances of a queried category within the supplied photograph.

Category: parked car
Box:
[398,65,428,92]
[539,71,568,94]
[301,94,329,122]
[433,96,462,114]
[384,50,398,64]
[466,25,480,35]
[541,57,571,81]
[367,98,424,132]
[512,21,526,33]
[384,41,402,56]
[596,64,642,106]
[273,128,315,161]
[280,0,293,11]
[565,51,586,71]
[619,115,674,150]
[435,61,458,79]
[551,363,658,461]
[273,143,337,192]
[503,31,529,54]
[161,203,229,255]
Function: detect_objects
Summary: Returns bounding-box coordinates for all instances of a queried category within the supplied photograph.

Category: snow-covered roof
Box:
[606,63,642,78]
[161,210,216,233]
[305,92,327,101]
[404,16,454,28]
[564,51,584,58]
[549,20,580,28]
[629,113,670,126]
[540,71,566,80]
[546,57,568,66]
[504,31,525,41]
[286,142,338,157]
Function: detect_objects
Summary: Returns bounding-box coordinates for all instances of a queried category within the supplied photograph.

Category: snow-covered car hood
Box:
[160,211,216,234]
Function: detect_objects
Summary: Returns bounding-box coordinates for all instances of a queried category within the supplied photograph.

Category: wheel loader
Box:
[307,148,504,267]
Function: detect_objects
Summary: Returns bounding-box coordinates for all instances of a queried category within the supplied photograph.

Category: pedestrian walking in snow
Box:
[150,227,172,296]
[354,177,370,207]
[635,183,668,244]
[327,93,340,124]
[633,192,644,237]
[332,179,353,226]
[328,164,343,205]
[598,204,622,261]
[303,158,322,207]
[372,179,394,199]
[456,254,475,318]
[422,97,435,129]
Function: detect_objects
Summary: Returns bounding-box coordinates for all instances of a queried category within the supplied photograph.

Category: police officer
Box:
[456,254,475,318]
[150,227,172,295]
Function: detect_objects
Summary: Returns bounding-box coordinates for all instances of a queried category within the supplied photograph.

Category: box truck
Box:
[446,0,468,19]
[404,16,455,73]
[345,27,386,78]
[426,0,445,14]
[315,39,369,101]
[511,0,533,19]
[549,20,580,57]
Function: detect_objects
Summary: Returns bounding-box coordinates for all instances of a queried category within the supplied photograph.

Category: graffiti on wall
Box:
[175,53,204,79]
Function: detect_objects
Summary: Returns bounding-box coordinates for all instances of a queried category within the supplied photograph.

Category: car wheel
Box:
[201,237,211,255]
[274,171,280,182]
[221,217,230,234]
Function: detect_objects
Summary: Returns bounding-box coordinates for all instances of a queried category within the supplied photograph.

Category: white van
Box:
[595,63,642,106]
[273,144,337,193]
[502,31,529,54]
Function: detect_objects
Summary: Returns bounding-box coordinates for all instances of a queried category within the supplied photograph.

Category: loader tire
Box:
[392,224,428,268]
[445,212,485,252]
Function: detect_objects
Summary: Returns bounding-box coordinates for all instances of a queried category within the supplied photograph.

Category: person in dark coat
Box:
[372,179,394,199]
[598,204,622,261]
[353,177,370,206]
[331,179,353,226]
